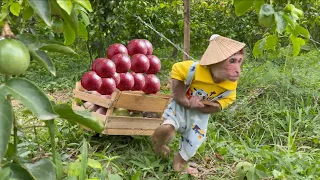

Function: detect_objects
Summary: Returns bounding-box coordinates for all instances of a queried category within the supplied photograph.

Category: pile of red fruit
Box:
[80,39,161,95]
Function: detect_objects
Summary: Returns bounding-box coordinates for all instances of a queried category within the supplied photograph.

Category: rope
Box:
[123,7,196,61]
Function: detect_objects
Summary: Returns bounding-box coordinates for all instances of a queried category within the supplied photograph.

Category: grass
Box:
[10,48,320,179]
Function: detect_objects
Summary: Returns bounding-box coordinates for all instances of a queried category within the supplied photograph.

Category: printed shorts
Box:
[162,100,210,161]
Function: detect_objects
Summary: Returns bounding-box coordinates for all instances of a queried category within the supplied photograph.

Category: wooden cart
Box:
[72,82,172,136]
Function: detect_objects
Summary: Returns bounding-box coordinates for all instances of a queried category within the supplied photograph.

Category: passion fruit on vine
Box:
[258,14,275,28]
[0,38,30,75]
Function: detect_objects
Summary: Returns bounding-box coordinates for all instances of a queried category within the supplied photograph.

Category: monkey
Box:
[151,34,246,174]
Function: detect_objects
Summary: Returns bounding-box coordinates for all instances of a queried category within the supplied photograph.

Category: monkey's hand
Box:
[189,96,205,109]
[196,102,222,114]
[171,78,204,109]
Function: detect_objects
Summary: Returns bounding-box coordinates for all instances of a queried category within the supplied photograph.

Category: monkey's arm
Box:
[171,78,190,108]
[196,102,222,114]
[197,90,237,114]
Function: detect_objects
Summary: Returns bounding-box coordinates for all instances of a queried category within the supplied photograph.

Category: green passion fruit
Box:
[113,108,130,116]
[258,14,275,28]
[0,38,30,76]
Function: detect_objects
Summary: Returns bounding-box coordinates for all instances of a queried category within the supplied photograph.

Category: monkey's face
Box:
[210,53,244,82]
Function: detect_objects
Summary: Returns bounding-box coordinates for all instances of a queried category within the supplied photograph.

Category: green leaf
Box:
[24,159,56,180]
[283,13,296,28]
[70,8,79,34]
[0,167,11,179]
[108,174,122,180]
[100,169,108,180]
[0,3,9,22]
[235,167,246,180]
[50,0,78,34]
[295,25,310,39]
[53,104,104,133]
[252,39,264,57]
[57,0,73,15]
[254,164,269,178]
[80,139,88,180]
[29,49,56,76]
[0,93,13,164]
[74,3,87,13]
[74,0,93,12]
[272,169,285,178]
[2,163,35,179]
[234,0,253,16]
[266,35,278,50]
[292,8,303,19]
[4,78,58,120]
[10,2,21,16]
[40,44,76,55]
[246,167,260,180]
[78,22,88,41]
[67,162,81,177]
[17,33,40,46]
[132,171,142,180]
[260,4,275,16]
[286,4,303,20]
[87,158,102,169]
[5,142,15,159]
[80,11,90,26]
[130,160,148,169]
[63,22,76,45]
[22,6,34,21]
[254,0,264,14]
[285,4,295,11]
[290,34,305,56]
[275,12,287,34]
[28,0,51,26]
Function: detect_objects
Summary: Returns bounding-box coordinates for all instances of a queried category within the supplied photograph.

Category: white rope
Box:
[123,7,197,60]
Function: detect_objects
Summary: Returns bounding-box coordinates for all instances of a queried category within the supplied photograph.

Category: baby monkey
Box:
[152,34,246,174]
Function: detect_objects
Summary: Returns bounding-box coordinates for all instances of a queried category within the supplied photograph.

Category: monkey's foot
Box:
[152,144,170,158]
[173,163,199,174]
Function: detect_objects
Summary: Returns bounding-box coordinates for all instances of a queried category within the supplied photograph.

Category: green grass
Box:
[11,48,320,179]
[20,51,91,93]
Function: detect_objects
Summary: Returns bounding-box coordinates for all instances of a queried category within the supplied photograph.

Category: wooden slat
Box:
[73,89,113,108]
[73,82,119,108]
[75,82,85,91]
[106,89,121,116]
[124,90,172,98]
[105,116,163,129]
[104,129,155,136]
[113,91,171,112]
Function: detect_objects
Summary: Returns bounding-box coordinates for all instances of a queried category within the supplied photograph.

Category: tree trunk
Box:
[183,0,190,60]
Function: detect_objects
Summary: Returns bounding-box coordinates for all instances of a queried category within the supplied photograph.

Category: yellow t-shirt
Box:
[171,60,237,110]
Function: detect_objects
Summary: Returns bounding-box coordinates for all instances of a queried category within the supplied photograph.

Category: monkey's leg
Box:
[151,124,175,158]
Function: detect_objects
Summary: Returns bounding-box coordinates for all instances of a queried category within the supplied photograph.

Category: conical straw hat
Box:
[200,34,246,66]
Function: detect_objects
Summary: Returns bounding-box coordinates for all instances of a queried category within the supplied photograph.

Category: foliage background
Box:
[26,0,319,59]
[0,0,320,179]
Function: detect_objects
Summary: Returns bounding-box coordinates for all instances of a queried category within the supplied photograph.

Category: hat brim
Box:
[200,36,246,66]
